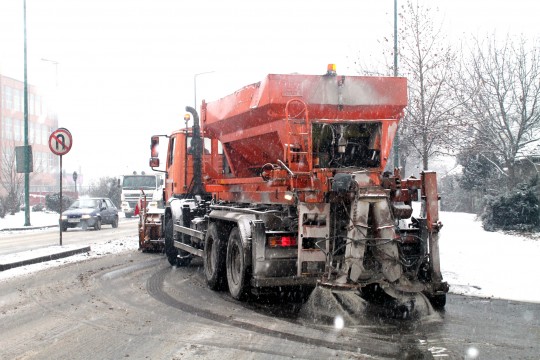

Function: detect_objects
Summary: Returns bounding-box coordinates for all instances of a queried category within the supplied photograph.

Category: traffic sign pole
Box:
[59,155,63,246]
[49,128,72,246]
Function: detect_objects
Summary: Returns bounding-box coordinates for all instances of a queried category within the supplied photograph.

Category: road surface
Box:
[1,242,539,359]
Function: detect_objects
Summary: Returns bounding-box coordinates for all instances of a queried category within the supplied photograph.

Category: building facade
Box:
[0,74,59,202]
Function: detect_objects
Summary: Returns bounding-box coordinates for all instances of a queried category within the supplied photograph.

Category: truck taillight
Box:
[268,235,297,248]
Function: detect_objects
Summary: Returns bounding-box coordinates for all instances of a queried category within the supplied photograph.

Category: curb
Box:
[0,246,91,271]
[0,225,58,232]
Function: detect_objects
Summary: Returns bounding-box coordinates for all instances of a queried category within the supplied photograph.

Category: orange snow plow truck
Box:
[149,65,448,314]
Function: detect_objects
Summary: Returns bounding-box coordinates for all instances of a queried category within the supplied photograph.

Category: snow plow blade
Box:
[299,282,438,325]
[299,286,367,326]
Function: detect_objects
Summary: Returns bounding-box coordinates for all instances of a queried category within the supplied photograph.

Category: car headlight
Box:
[61,215,67,220]
[81,214,91,220]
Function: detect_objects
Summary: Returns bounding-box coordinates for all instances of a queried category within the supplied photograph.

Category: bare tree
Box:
[351,1,459,172]
[0,145,24,214]
[397,1,459,171]
[455,35,540,190]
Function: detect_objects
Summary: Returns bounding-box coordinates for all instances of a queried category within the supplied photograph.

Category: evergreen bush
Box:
[481,178,539,232]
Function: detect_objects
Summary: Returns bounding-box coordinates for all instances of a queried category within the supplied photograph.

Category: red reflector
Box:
[268,235,297,247]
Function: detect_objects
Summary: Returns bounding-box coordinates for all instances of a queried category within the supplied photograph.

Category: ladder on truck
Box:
[284,99,312,171]
[284,99,327,278]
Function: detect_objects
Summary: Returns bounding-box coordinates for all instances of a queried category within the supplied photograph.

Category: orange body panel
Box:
[202,74,407,179]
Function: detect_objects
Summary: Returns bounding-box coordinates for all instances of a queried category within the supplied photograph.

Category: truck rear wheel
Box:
[226,227,250,300]
[204,223,227,290]
[428,294,446,309]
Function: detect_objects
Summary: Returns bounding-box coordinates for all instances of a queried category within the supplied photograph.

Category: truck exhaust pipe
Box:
[185,106,204,196]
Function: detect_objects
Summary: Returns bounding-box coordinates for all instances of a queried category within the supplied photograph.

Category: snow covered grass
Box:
[1,208,539,303]
[0,209,61,230]
[440,211,540,303]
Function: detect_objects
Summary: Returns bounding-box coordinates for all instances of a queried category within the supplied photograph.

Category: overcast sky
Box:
[0,0,538,183]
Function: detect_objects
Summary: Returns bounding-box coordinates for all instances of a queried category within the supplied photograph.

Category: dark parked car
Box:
[60,198,119,232]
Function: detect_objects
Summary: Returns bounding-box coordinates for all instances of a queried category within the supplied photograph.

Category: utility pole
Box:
[392,0,400,170]
[23,0,30,226]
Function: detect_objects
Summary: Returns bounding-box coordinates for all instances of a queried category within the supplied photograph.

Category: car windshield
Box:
[69,199,98,209]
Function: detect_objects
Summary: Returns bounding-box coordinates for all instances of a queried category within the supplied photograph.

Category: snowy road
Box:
[1,249,538,359]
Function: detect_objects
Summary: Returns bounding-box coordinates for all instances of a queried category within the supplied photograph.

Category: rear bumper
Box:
[251,275,319,288]
[252,257,322,287]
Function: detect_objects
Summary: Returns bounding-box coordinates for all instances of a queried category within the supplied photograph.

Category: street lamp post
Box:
[193,71,215,110]
[73,171,78,195]
[23,0,30,226]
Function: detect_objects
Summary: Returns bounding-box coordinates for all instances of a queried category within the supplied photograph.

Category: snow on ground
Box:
[0,210,61,230]
[1,209,539,303]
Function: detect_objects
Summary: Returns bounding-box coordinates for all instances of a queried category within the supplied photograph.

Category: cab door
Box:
[165,132,190,199]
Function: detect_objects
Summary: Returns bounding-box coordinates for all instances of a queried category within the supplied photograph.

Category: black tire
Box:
[61,224,68,232]
[428,294,446,309]
[204,223,227,290]
[94,218,102,230]
[164,214,179,266]
[226,227,250,300]
[112,216,119,228]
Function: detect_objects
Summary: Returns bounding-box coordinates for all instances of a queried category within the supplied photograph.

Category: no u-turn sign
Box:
[49,128,73,156]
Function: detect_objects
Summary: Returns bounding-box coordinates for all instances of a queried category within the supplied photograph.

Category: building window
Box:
[14,118,21,141]
[4,86,13,109]
[41,125,48,145]
[29,122,35,143]
[29,93,35,115]
[13,89,21,112]
[4,117,13,140]
[36,95,42,116]
[48,153,54,170]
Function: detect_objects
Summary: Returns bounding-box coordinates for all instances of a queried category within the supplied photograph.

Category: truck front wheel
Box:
[164,214,179,266]
[226,227,250,300]
[204,223,226,290]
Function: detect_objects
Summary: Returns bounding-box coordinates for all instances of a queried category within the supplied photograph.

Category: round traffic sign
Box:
[49,128,73,156]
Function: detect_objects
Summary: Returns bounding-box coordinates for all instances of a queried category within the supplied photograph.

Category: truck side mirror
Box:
[150,157,160,168]
[151,136,159,158]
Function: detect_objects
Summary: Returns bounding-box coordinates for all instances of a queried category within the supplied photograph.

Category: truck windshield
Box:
[122,176,157,190]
